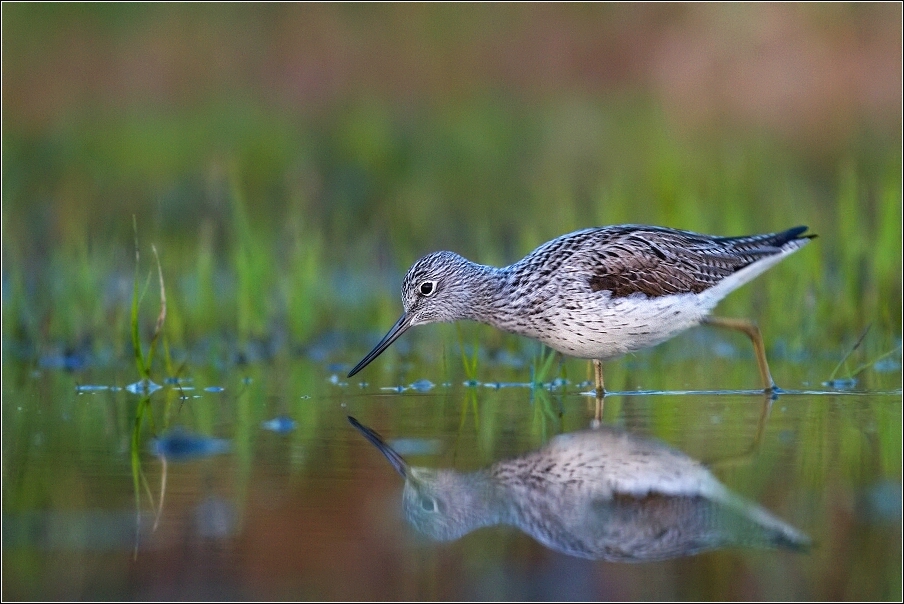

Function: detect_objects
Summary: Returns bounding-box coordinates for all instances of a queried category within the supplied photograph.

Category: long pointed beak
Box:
[347,416,408,478]
[347,312,412,377]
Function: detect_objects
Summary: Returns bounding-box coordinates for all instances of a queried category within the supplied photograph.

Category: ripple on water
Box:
[126,379,163,395]
[75,385,110,393]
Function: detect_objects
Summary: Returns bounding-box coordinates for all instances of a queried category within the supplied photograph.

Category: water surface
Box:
[3,353,900,600]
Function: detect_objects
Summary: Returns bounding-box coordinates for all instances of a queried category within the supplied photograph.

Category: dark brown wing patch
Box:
[588,270,710,296]
[583,225,812,298]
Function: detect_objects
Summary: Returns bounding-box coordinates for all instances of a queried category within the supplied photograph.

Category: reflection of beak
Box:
[347,313,412,377]
[347,416,408,478]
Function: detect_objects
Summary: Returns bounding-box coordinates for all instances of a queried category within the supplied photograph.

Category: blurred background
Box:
[3,5,902,601]
[3,3,901,362]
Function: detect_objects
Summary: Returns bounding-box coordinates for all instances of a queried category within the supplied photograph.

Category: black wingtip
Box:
[781,225,817,244]
[782,225,819,241]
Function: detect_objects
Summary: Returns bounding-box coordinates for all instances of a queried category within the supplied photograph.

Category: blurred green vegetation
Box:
[1,4,901,375]
[3,97,900,365]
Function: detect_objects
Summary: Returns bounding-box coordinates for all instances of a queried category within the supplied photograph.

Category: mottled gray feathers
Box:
[513,225,814,298]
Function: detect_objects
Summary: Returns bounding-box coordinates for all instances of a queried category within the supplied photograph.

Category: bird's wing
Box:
[562,225,811,298]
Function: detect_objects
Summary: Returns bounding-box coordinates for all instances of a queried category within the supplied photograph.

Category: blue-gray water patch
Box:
[409,379,434,392]
[261,416,297,433]
[150,427,230,461]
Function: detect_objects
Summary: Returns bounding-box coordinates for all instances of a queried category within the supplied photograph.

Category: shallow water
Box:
[2,352,901,601]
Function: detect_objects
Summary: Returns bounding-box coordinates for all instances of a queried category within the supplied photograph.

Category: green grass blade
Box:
[144,245,167,373]
[829,324,872,381]
[131,217,148,380]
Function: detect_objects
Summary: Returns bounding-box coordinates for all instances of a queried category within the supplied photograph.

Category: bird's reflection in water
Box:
[348,416,811,562]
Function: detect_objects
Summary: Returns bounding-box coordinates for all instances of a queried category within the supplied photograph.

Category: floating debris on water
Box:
[150,427,230,461]
[125,379,163,395]
[387,437,442,456]
[463,379,481,387]
[409,379,434,392]
[204,386,225,393]
[381,385,407,393]
[261,416,297,433]
[300,395,311,399]
[329,374,348,387]
[357,381,369,388]
[823,377,858,390]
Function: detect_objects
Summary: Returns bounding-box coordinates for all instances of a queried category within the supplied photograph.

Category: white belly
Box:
[523,292,713,360]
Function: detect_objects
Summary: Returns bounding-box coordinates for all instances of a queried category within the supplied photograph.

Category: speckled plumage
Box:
[348,416,811,561]
[348,225,814,380]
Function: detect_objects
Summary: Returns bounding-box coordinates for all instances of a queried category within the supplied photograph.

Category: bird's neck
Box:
[460,262,544,338]
[455,469,513,528]
[459,262,509,320]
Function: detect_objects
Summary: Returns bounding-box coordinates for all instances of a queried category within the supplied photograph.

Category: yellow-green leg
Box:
[592,359,605,396]
[593,390,604,426]
[587,359,606,428]
[703,316,777,392]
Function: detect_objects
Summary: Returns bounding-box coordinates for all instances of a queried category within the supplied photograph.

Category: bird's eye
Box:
[420,495,438,512]
[419,281,437,296]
